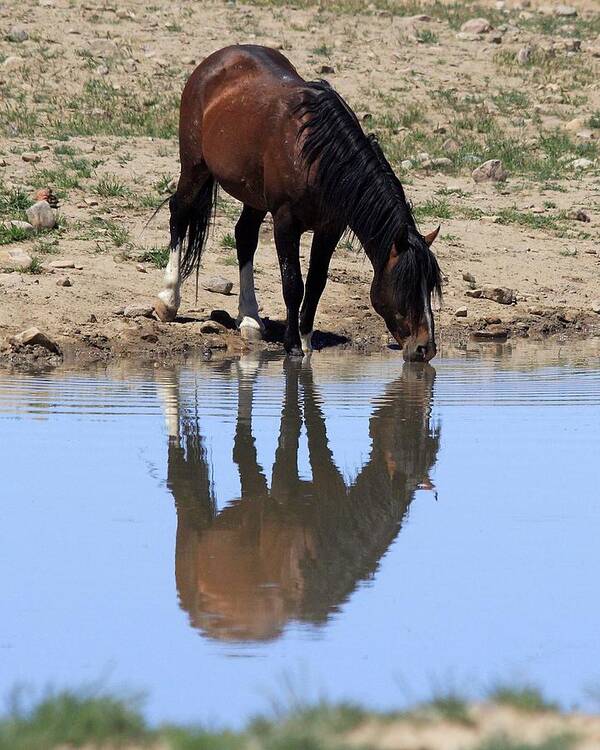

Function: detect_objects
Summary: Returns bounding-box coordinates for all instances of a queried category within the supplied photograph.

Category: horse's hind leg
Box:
[155,166,212,322]
[235,205,267,340]
[299,228,342,353]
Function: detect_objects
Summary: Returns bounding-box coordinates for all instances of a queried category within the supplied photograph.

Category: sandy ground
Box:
[1,0,600,367]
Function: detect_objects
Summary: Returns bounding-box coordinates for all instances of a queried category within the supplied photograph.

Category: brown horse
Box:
[155,45,442,361]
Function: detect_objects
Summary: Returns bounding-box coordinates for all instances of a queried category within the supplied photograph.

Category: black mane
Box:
[295,80,442,323]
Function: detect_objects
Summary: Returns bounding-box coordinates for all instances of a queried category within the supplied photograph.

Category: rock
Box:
[455,307,468,317]
[87,39,119,58]
[516,45,533,64]
[566,208,591,222]
[21,151,41,163]
[465,288,483,298]
[462,271,476,283]
[123,304,154,318]
[591,300,600,314]
[49,259,75,269]
[9,327,60,354]
[7,26,28,43]
[1,55,24,70]
[472,325,509,341]
[431,157,453,168]
[527,305,545,316]
[554,4,576,16]
[96,64,109,76]
[564,38,581,52]
[576,129,594,140]
[472,159,508,182]
[0,159,6,167]
[135,263,147,273]
[489,31,503,44]
[202,276,233,295]
[572,157,594,169]
[199,320,227,335]
[401,159,413,170]
[481,286,516,305]
[564,117,585,131]
[0,249,33,270]
[460,18,492,33]
[319,64,335,74]
[6,220,35,235]
[442,138,460,153]
[26,200,57,230]
[210,309,237,329]
[56,276,72,287]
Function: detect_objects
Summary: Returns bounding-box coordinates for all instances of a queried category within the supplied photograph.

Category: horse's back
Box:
[180,45,309,209]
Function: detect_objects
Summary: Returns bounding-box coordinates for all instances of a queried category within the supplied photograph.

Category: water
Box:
[1,343,600,724]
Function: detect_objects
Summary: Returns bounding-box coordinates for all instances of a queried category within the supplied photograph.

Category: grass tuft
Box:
[489,684,558,713]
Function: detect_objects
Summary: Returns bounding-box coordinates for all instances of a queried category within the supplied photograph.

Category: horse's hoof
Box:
[239,316,263,342]
[154,298,178,322]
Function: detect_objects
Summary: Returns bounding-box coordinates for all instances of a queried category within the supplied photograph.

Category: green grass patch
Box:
[414,197,453,220]
[489,684,558,713]
[475,734,576,750]
[93,175,130,198]
[0,186,30,220]
[426,691,472,725]
[0,225,30,245]
[220,233,236,250]
[494,207,569,234]
[138,246,170,269]
[0,688,150,750]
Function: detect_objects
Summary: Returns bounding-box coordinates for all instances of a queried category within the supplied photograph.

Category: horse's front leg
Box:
[235,204,267,340]
[273,207,304,356]
[299,228,342,354]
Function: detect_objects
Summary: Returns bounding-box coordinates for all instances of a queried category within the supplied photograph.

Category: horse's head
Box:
[370,225,441,362]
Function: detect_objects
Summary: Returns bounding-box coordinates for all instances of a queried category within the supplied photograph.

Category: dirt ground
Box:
[1,0,600,368]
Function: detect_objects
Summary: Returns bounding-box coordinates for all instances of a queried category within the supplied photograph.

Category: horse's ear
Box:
[424,225,440,246]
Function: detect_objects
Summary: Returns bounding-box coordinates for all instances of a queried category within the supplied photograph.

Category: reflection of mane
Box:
[161,357,439,642]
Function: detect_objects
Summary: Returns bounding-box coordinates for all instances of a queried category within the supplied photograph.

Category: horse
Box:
[154,44,442,362]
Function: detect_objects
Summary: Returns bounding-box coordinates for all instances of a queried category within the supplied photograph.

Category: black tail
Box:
[171,177,218,280]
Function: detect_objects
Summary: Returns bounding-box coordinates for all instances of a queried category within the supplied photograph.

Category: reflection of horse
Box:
[162,356,439,642]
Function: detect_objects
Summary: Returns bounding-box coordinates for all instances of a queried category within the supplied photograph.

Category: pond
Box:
[1,342,600,725]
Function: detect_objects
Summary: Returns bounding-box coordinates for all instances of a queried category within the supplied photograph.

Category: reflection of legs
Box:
[271,359,303,498]
[300,364,346,496]
[236,205,267,339]
[299,228,343,353]
[233,355,269,497]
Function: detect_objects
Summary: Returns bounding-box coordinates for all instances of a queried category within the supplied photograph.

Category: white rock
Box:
[1,55,24,70]
[26,200,57,230]
[87,39,119,59]
[460,17,492,33]
[123,304,154,318]
[7,26,28,43]
[203,276,233,295]
[472,159,508,182]
[49,259,75,269]
[554,4,577,16]
[9,219,34,232]
[21,151,41,163]
[0,248,33,270]
[455,307,468,317]
[572,157,593,169]
[9,327,60,353]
